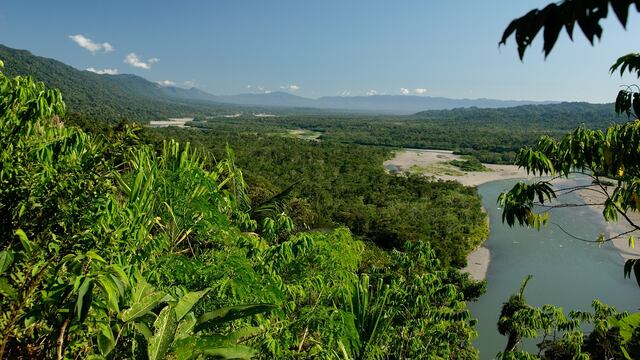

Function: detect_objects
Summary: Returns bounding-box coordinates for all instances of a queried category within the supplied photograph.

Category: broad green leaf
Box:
[96,275,120,313]
[134,322,153,339]
[14,229,32,254]
[202,346,255,359]
[0,250,14,274]
[195,303,275,332]
[148,307,177,360]
[86,250,106,263]
[173,335,230,360]
[97,323,116,356]
[617,312,640,343]
[175,312,197,340]
[0,277,17,299]
[119,291,167,323]
[174,288,210,321]
[76,278,94,322]
[226,326,261,343]
[132,274,155,303]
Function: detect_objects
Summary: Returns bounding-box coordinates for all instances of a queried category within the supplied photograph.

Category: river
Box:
[469,178,640,358]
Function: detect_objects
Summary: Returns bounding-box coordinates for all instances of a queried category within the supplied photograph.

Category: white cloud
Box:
[338,90,351,96]
[69,34,113,54]
[414,88,429,95]
[124,53,159,69]
[264,90,272,94]
[157,80,176,87]
[366,89,378,96]
[400,88,410,95]
[183,80,197,88]
[280,84,300,92]
[86,67,118,75]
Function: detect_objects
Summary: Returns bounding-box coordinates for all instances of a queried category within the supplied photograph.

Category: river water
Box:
[469,178,640,359]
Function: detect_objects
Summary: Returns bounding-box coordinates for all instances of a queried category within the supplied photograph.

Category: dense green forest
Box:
[141,127,488,268]
[4,58,640,359]
[185,102,621,164]
[0,61,488,358]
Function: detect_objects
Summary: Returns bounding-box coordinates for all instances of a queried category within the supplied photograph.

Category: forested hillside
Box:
[0,44,241,122]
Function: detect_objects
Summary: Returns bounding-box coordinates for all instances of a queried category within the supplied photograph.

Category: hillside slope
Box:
[0,44,235,122]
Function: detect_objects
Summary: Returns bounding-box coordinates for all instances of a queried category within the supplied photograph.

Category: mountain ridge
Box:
[0,43,570,118]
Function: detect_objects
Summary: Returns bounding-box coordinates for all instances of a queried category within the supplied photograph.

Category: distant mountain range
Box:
[198,91,556,114]
[0,44,560,120]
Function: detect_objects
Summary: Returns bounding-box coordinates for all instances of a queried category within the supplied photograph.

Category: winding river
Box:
[469,178,640,358]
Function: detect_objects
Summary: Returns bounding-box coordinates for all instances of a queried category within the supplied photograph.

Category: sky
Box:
[0,0,638,102]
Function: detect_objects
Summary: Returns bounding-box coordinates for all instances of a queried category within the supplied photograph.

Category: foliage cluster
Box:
[450,157,489,172]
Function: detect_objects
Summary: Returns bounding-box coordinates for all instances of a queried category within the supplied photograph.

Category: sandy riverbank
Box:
[573,182,640,261]
[383,149,531,187]
[385,148,640,280]
[463,246,490,281]
[383,149,536,281]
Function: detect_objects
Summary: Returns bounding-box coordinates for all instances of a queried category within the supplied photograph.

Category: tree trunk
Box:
[56,318,70,360]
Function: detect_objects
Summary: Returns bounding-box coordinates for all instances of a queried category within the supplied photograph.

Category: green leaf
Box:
[202,346,255,359]
[195,304,275,332]
[132,274,155,303]
[175,313,197,340]
[0,277,17,299]
[0,250,14,274]
[76,277,94,322]
[96,275,121,313]
[174,288,210,321]
[617,313,640,344]
[226,326,261,343]
[97,323,116,356]
[14,229,32,254]
[173,335,232,360]
[119,291,167,323]
[148,306,177,360]
[134,322,153,339]
[86,250,106,263]
[630,235,636,249]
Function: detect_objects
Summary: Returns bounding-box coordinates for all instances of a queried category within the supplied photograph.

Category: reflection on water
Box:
[469,178,640,359]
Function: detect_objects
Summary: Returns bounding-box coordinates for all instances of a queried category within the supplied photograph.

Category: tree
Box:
[496,1,640,357]
[499,0,640,284]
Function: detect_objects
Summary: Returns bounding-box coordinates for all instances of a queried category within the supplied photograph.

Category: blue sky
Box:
[0,0,638,102]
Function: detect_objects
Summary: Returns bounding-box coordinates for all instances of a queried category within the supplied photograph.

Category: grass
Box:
[285,129,322,141]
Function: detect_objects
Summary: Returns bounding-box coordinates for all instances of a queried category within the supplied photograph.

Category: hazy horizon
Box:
[1,0,638,102]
